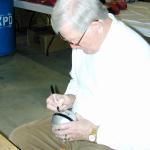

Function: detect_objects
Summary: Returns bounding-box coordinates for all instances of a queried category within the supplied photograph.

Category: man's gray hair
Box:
[51,0,108,34]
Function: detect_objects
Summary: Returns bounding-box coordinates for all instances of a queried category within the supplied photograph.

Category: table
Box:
[14,1,150,39]
[0,134,19,150]
[13,0,56,56]
[13,0,150,39]
[13,0,53,14]
[117,2,150,38]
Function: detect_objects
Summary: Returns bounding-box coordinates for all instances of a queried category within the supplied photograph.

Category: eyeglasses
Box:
[58,27,88,46]
[58,20,99,46]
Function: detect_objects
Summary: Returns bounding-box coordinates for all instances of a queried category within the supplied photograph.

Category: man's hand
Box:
[46,94,76,112]
[52,113,97,141]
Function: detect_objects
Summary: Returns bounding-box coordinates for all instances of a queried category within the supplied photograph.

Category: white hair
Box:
[51,0,108,34]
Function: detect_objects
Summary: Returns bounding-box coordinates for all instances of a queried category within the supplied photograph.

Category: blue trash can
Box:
[0,0,15,56]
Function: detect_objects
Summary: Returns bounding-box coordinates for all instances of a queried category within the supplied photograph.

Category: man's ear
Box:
[90,20,104,33]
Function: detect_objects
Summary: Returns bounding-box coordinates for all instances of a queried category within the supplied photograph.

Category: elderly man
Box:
[10,0,150,150]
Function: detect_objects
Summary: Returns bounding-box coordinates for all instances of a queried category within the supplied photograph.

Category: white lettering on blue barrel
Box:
[0,14,13,28]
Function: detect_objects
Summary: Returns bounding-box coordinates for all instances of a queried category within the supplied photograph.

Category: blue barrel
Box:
[0,0,15,56]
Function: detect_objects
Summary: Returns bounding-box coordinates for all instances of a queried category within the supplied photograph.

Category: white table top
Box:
[117,2,150,38]
[13,0,53,14]
[13,1,150,38]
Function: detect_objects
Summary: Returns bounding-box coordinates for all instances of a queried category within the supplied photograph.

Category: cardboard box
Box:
[27,26,70,55]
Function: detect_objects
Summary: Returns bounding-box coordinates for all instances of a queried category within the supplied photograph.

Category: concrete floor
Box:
[0,33,71,137]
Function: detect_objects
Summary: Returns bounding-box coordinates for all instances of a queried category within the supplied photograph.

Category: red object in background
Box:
[48,0,56,6]
[116,0,127,10]
[107,2,120,15]
[24,0,56,6]
[105,0,127,15]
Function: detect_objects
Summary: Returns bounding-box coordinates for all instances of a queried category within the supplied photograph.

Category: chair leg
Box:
[45,35,55,56]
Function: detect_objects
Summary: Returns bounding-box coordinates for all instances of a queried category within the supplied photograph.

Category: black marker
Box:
[50,85,60,112]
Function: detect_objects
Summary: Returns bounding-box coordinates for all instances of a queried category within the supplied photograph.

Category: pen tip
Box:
[57,106,60,112]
